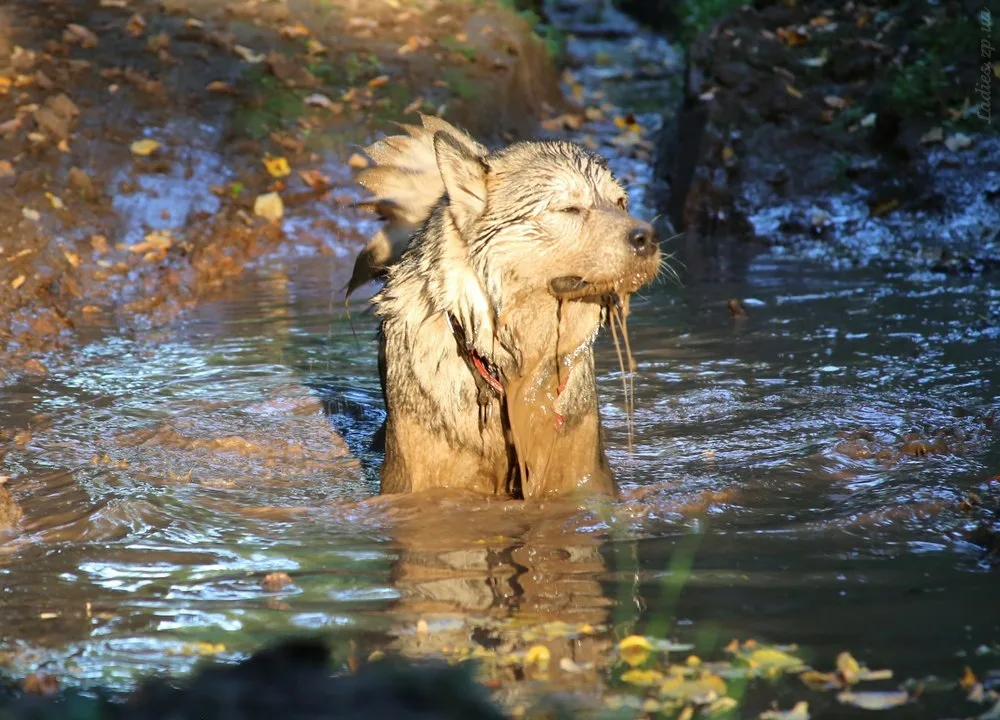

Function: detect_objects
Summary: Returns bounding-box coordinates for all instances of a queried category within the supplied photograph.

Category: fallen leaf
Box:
[279,23,310,39]
[748,647,806,673]
[234,45,265,64]
[760,701,810,720]
[125,13,147,37]
[130,138,161,156]
[253,192,284,222]
[347,153,368,169]
[824,95,847,109]
[298,169,330,191]
[660,673,727,701]
[21,207,41,222]
[524,645,550,669]
[837,690,908,711]
[45,192,65,210]
[945,133,973,151]
[11,274,26,289]
[64,23,99,48]
[785,84,803,99]
[206,81,234,93]
[304,93,341,111]
[91,234,109,253]
[0,160,13,178]
[836,651,862,684]
[63,251,81,268]
[368,74,390,88]
[621,668,663,686]
[618,635,653,667]
[403,96,424,115]
[263,155,291,178]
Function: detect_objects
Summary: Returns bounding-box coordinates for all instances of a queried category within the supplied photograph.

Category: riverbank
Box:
[0,0,563,383]
[655,0,999,268]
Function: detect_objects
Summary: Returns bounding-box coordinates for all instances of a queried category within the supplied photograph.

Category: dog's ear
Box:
[433,131,488,234]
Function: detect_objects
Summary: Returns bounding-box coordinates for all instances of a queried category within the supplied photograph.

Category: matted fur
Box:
[349,115,661,499]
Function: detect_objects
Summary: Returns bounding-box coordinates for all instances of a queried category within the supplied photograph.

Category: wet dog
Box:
[348,115,661,499]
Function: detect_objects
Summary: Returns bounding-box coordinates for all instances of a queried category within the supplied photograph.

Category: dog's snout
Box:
[627,226,658,257]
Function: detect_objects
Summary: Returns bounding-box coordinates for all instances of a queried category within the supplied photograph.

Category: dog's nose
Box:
[628,226,658,257]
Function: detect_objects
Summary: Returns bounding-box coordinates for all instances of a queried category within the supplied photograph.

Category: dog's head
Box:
[435,134,661,308]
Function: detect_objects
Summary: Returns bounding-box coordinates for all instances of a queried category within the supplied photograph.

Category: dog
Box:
[347,115,661,499]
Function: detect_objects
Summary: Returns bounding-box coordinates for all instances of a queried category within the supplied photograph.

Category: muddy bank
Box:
[0,0,561,383]
[656,0,999,267]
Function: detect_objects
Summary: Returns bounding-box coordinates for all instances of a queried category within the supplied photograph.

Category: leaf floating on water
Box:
[836,651,862,684]
[621,668,663,686]
[747,647,806,674]
[837,690,909,711]
[619,635,653,667]
[253,192,284,222]
[659,672,727,701]
[800,670,841,691]
[263,155,291,178]
[298,169,330,191]
[167,642,226,657]
[760,701,810,720]
[130,138,161,156]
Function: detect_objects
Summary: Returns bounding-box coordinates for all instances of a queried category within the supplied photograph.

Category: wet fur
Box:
[350,115,661,499]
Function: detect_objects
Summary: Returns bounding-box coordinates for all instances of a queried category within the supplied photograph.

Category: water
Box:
[1,245,997,694]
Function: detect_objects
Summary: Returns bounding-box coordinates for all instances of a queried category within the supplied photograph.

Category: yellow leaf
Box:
[960,666,978,690]
[618,635,653,667]
[63,250,81,268]
[748,647,805,672]
[45,192,65,210]
[836,651,861,683]
[263,155,291,178]
[660,673,727,701]
[368,75,390,88]
[253,192,284,222]
[524,645,550,669]
[621,668,663,686]
[347,153,369,169]
[11,274,26,289]
[785,84,803,99]
[130,139,161,156]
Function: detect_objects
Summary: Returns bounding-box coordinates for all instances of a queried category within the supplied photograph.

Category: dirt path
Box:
[0,0,563,382]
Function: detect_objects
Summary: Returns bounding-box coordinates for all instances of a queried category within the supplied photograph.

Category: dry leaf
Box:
[304,93,340,110]
[130,138,161,156]
[347,153,368,169]
[837,691,909,711]
[368,74,390,88]
[253,192,284,222]
[945,133,972,151]
[63,250,81,268]
[21,207,41,222]
[403,96,424,115]
[11,274,26,289]
[920,127,944,144]
[234,45,265,64]
[298,169,330,191]
[785,84,803,99]
[126,13,147,37]
[263,155,291,178]
[64,24,99,48]
[206,81,234,93]
[45,193,65,210]
[279,23,310,39]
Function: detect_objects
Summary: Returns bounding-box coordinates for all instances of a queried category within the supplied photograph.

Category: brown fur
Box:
[349,115,661,499]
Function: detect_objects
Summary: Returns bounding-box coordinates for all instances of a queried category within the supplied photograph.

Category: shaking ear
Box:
[433,131,488,235]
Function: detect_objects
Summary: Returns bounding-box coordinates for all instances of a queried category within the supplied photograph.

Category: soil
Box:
[0,0,562,383]
[655,0,1000,266]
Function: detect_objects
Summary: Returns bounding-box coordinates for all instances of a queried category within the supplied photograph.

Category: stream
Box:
[1,0,998,709]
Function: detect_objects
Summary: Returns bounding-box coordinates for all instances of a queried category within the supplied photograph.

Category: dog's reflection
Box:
[375,493,616,686]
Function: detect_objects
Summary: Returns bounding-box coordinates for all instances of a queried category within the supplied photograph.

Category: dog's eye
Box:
[559,206,583,215]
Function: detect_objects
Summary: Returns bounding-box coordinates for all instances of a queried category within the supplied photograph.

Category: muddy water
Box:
[1,243,998,691]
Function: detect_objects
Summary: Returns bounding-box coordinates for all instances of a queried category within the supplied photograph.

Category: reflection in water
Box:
[0,245,998,691]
